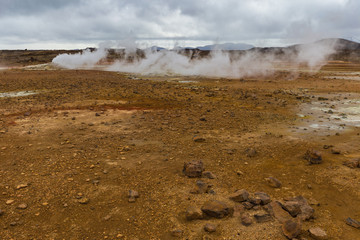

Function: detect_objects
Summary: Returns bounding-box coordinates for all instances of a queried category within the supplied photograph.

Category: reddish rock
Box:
[183,160,204,178]
[266,201,292,223]
[282,219,302,239]
[201,200,233,219]
[229,189,249,202]
[304,149,322,164]
[308,227,328,240]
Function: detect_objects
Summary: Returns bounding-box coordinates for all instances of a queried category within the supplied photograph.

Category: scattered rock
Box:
[183,160,204,178]
[282,201,302,217]
[308,227,327,239]
[229,189,249,202]
[128,190,139,203]
[245,148,257,158]
[170,229,183,237]
[282,219,302,239]
[190,180,211,194]
[254,192,271,205]
[345,217,360,229]
[304,149,322,164]
[204,223,217,233]
[254,213,272,223]
[201,200,233,219]
[241,213,253,226]
[282,196,314,221]
[242,201,254,209]
[203,171,216,179]
[17,203,28,209]
[265,177,282,188]
[249,196,262,206]
[343,159,360,168]
[193,136,206,143]
[16,184,28,190]
[266,201,292,223]
[6,200,14,205]
[186,206,203,220]
[78,198,89,204]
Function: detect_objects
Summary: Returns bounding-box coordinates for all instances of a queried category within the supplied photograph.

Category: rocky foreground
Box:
[0,66,360,239]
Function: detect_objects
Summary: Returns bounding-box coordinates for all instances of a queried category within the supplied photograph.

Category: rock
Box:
[183,161,204,178]
[331,148,341,154]
[233,204,245,217]
[193,136,206,143]
[204,223,217,233]
[282,219,302,239]
[265,177,282,188]
[345,217,360,229]
[254,192,271,205]
[186,206,203,220]
[242,201,254,209]
[282,196,314,221]
[17,203,28,209]
[304,149,322,164]
[16,184,28,190]
[78,198,89,204]
[282,201,302,217]
[6,200,14,205]
[343,159,360,168]
[266,201,292,223]
[245,148,257,158]
[308,227,327,239]
[203,171,216,179]
[171,229,183,237]
[190,180,211,194]
[254,213,272,223]
[241,213,253,226]
[128,190,139,203]
[229,189,249,202]
[249,196,262,206]
[201,200,233,219]
[0,209,4,216]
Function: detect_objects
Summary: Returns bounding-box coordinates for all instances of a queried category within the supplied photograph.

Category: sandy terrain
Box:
[0,60,360,239]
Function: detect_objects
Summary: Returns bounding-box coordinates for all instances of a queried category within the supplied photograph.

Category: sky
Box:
[0,0,359,49]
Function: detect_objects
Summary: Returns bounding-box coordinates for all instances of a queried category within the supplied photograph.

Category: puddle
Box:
[293,93,360,135]
[0,90,38,98]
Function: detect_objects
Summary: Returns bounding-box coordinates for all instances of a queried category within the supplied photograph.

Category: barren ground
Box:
[0,61,360,239]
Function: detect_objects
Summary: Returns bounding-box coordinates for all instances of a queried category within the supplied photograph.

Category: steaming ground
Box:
[52,40,337,78]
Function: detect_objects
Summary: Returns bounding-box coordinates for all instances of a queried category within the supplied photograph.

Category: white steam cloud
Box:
[52,39,338,78]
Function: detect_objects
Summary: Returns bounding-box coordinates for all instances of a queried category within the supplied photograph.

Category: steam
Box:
[52,39,338,78]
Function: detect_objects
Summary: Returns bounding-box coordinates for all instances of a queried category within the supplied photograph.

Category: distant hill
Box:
[197,43,255,51]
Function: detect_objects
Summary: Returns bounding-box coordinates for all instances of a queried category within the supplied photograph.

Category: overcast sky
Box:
[0,0,359,49]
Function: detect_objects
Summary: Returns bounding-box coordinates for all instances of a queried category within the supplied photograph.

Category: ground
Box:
[0,61,360,239]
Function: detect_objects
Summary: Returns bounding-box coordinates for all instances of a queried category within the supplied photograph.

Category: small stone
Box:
[265,177,282,188]
[0,209,4,216]
[245,148,257,157]
[343,159,360,168]
[203,171,216,179]
[171,229,183,237]
[17,203,28,209]
[193,136,206,142]
[128,190,139,198]
[282,219,302,239]
[345,217,360,229]
[282,196,314,221]
[282,201,302,217]
[242,201,254,209]
[6,200,14,205]
[103,215,112,221]
[308,227,327,240]
[16,184,28,190]
[201,200,233,219]
[229,189,249,202]
[249,197,262,206]
[233,204,245,217]
[186,206,203,220]
[304,149,322,164]
[241,213,253,226]
[78,198,89,204]
[183,160,204,178]
[10,222,17,226]
[204,223,217,233]
[254,192,271,205]
[95,113,101,116]
[254,213,272,223]
[331,148,341,154]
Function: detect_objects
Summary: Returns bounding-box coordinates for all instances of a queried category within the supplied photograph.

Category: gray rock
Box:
[249,196,262,206]
[229,189,249,202]
[242,201,254,209]
[304,149,322,164]
[233,204,245,217]
[186,206,203,221]
[183,160,204,178]
[343,159,360,168]
[254,213,272,223]
[266,201,292,224]
[204,223,217,233]
[241,213,253,226]
[201,200,233,219]
[245,148,257,158]
[308,227,327,240]
[282,196,314,221]
[254,192,271,205]
[128,190,139,203]
[265,177,282,188]
[190,180,211,194]
[171,229,183,237]
[345,217,360,229]
[282,219,302,239]
[282,201,302,217]
[193,136,206,143]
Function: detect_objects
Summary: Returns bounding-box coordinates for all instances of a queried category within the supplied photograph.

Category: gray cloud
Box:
[0,0,359,49]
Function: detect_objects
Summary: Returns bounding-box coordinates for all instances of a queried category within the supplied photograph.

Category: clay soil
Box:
[0,61,360,239]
